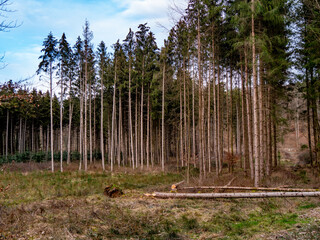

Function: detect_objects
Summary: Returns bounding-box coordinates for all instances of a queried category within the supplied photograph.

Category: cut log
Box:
[149,191,320,199]
[176,186,319,192]
[171,180,185,191]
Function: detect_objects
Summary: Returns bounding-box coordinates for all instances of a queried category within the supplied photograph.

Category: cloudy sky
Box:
[0,0,187,89]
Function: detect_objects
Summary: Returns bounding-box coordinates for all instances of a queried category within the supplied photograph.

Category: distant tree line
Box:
[1,0,320,186]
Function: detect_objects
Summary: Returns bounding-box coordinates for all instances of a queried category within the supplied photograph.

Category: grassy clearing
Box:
[0,167,320,239]
[0,170,182,205]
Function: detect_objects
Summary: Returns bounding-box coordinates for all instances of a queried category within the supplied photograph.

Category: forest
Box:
[1,0,320,186]
[2,0,320,239]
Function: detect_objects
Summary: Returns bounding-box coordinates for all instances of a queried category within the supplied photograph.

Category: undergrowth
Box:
[0,170,320,239]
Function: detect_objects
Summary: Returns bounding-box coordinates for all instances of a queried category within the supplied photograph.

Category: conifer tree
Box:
[37,32,58,172]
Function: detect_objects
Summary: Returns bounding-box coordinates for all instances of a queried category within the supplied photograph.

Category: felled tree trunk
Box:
[148,191,320,199]
[174,186,319,192]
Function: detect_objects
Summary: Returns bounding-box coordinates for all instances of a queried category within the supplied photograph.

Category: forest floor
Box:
[0,161,320,239]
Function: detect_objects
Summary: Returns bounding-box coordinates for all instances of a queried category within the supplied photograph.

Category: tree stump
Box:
[103,185,124,198]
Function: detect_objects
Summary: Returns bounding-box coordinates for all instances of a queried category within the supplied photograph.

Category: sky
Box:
[0,0,188,90]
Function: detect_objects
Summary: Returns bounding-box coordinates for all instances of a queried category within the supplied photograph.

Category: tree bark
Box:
[252,0,260,187]
[60,63,64,172]
[162,62,165,172]
[50,61,54,172]
[149,192,320,199]
[110,57,117,172]
[128,58,135,169]
[100,66,105,171]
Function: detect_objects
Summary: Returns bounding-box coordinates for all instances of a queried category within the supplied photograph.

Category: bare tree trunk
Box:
[50,61,54,172]
[135,88,139,168]
[6,109,9,160]
[100,68,105,171]
[217,63,223,173]
[89,79,93,165]
[147,86,150,169]
[60,66,64,172]
[39,125,43,152]
[252,0,260,187]
[245,48,253,179]
[162,62,165,172]
[230,69,234,158]
[197,10,203,182]
[93,88,96,163]
[207,65,211,173]
[183,61,188,174]
[150,192,320,199]
[79,76,83,171]
[192,61,196,168]
[67,95,73,165]
[141,83,144,169]
[84,63,88,171]
[118,89,122,167]
[128,59,135,169]
[110,59,117,172]
[259,59,264,178]
[241,57,249,175]
[306,70,313,165]
[180,70,184,167]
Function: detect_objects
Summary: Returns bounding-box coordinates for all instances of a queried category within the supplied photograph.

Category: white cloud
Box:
[0,0,188,86]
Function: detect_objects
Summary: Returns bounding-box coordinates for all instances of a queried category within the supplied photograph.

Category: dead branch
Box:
[224,177,236,187]
[148,191,320,199]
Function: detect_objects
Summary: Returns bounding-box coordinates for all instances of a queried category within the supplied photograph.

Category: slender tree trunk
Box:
[60,65,64,172]
[212,35,218,175]
[6,109,9,160]
[79,76,83,171]
[89,79,93,165]
[192,61,196,168]
[67,90,73,165]
[147,86,150,169]
[230,69,233,158]
[162,62,165,172]
[100,67,105,171]
[259,59,264,178]
[31,120,34,152]
[135,88,139,168]
[252,0,260,186]
[306,69,313,165]
[180,70,184,167]
[50,62,54,172]
[110,58,117,172]
[208,64,211,173]
[84,61,88,171]
[93,89,96,163]
[241,56,249,175]
[39,125,43,152]
[128,59,135,169]
[118,89,122,167]
[141,58,145,169]
[197,9,203,182]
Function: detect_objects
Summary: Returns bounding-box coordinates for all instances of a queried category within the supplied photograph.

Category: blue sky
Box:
[0,0,187,90]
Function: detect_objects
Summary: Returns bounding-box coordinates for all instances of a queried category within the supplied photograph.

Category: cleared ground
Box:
[0,162,320,239]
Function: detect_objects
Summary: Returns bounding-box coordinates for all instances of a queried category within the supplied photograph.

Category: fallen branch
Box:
[149,191,320,199]
[176,186,319,192]
[224,177,236,187]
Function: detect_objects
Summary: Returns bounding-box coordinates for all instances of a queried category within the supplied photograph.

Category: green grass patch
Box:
[298,202,318,210]
[0,171,182,205]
